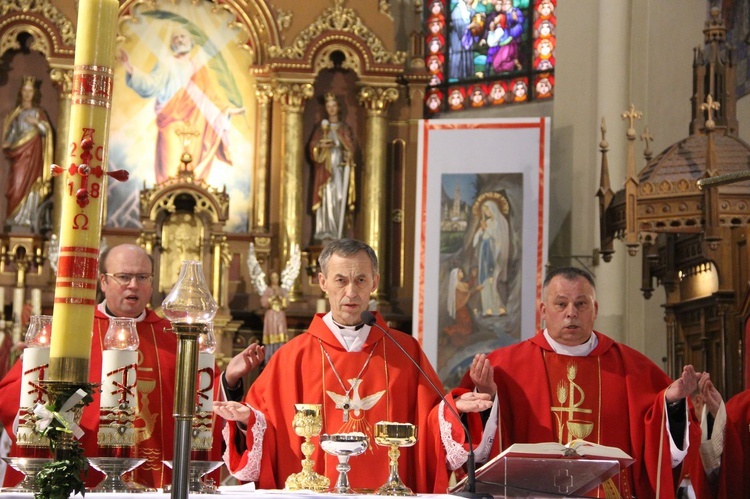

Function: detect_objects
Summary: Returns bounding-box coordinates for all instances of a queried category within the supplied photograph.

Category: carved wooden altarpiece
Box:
[598,8,750,398]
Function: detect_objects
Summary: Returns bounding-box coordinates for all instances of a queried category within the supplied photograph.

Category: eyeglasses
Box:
[103,273,154,285]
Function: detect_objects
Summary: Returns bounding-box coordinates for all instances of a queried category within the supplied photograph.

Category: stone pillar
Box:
[358,86,399,300]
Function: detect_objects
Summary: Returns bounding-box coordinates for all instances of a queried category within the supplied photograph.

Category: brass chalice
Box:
[285,403,330,491]
[374,421,417,496]
[320,433,369,494]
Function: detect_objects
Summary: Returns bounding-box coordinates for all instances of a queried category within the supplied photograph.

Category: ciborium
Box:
[320,433,369,494]
[285,403,330,491]
[374,421,417,496]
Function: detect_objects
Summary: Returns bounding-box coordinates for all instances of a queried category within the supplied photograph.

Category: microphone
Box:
[360,311,492,499]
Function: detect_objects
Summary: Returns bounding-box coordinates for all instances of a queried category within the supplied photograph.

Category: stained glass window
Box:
[425,0,556,115]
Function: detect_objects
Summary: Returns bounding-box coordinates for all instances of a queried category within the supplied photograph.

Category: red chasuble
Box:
[223,312,452,493]
[717,389,750,497]
[0,308,222,489]
[460,331,696,499]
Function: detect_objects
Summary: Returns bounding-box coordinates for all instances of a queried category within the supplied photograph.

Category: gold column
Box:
[252,83,274,233]
[49,68,74,238]
[358,86,399,300]
[275,83,313,268]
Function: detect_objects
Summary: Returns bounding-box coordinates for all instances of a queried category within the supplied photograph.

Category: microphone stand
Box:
[361,312,492,499]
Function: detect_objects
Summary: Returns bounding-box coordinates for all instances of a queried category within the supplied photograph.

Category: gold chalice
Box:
[320,433,369,494]
[566,419,594,441]
[285,403,330,491]
[374,421,417,496]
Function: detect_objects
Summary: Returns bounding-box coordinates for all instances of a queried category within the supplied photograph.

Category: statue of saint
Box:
[247,243,301,358]
[2,76,54,229]
[308,93,356,241]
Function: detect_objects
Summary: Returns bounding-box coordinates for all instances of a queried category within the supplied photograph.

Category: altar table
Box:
[0,486,457,498]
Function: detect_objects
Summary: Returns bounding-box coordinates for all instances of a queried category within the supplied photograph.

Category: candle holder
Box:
[0,457,51,493]
[320,433,369,494]
[87,456,149,493]
[374,421,417,496]
[285,403,330,491]
[162,260,218,499]
[163,459,224,494]
[96,316,139,491]
[34,380,97,499]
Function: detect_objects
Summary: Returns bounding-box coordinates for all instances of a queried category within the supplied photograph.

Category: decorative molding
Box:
[273,5,293,32]
[358,86,399,113]
[267,0,405,66]
[139,177,229,224]
[50,67,73,97]
[313,43,361,74]
[378,0,393,21]
[0,0,75,59]
[275,83,314,113]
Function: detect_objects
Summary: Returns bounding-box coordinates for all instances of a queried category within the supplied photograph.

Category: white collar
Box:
[98,300,147,323]
[322,312,371,352]
[543,328,597,356]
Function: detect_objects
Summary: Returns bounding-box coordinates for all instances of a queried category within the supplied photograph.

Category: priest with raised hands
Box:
[458,266,701,499]
[214,238,491,493]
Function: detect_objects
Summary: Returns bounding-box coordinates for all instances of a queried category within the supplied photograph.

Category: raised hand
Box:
[698,372,723,417]
[469,353,497,398]
[225,342,265,389]
[665,364,701,404]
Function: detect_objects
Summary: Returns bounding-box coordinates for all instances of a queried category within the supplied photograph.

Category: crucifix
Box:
[336,397,352,422]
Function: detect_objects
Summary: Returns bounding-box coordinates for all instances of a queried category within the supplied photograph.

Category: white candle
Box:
[20,348,50,407]
[192,351,215,452]
[18,347,50,446]
[0,286,5,320]
[196,352,215,413]
[31,289,42,316]
[100,350,138,407]
[98,350,138,447]
[316,298,327,313]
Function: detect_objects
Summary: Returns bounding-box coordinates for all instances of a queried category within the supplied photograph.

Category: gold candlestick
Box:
[285,404,330,491]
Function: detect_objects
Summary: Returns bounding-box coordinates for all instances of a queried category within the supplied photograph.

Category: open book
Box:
[450,441,634,497]
[497,440,634,466]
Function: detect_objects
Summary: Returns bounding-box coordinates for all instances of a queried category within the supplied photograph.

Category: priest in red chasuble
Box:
[687,375,750,499]
[0,244,222,489]
[459,267,701,499]
[214,239,492,493]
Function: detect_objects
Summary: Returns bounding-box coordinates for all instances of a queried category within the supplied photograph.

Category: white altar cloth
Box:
[0,485,456,498]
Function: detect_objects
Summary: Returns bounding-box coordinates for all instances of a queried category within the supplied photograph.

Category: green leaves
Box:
[33,384,96,499]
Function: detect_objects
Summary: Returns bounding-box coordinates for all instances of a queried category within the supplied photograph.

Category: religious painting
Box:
[109,0,255,232]
[415,118,549,389]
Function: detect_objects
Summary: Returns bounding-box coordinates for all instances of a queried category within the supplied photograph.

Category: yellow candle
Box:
[49,0,119,383]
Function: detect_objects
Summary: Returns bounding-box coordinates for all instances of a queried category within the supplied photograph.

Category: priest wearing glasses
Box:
[214,238,491,493]
[0,243,221,489]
